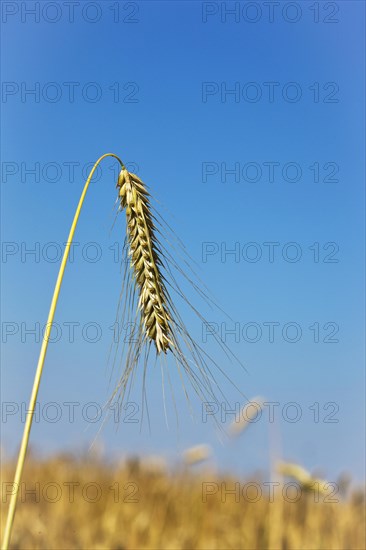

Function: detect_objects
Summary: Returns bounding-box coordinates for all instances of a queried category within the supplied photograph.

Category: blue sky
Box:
[1,1,365,484]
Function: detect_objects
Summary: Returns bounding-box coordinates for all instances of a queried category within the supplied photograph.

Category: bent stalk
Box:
[1,153,124,550]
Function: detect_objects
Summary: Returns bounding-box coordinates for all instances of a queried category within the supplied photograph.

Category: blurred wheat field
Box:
[1,455,365,550]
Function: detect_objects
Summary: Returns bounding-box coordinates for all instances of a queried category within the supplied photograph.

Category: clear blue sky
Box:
[1,1,365,484]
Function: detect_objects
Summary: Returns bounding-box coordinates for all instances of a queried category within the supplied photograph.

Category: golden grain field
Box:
[1,455,365,550]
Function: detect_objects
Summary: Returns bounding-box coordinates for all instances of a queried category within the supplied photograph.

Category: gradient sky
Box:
[1,1,365,484]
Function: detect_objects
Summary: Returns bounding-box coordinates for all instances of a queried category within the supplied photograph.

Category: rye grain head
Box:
[116,168,172,354]
[108,165,246,426]
[277,462,329,494]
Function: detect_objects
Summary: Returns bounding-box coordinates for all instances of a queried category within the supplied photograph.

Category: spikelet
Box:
[228,397,264,437]
[278,462,328,494]
[117,168,172,353]
[183,444,212,466]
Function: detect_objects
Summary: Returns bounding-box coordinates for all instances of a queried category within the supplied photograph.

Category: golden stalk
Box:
[2,153,124,550]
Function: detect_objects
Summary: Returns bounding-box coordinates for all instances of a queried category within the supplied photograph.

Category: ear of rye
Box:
[117,168,172,353]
